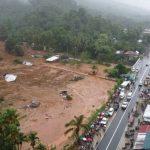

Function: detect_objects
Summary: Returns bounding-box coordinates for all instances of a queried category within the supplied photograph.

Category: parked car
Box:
[100,117,108,126]
[120,88,125,93]
[139,81,143,87]
[121,101,128,110]
[108,108,114,116]
[104,111,109,117]
[114,103,119,111]
[119,92,125,99]
[136,68,139,73]
[146,76,150,80]
[127,92,132,101]
[98,112,105,120]
[131,67,136,72]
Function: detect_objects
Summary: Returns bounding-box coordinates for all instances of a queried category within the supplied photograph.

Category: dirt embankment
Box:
[0,41,115,149]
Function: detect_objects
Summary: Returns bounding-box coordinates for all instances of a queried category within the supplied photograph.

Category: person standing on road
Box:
[128,112,130,118]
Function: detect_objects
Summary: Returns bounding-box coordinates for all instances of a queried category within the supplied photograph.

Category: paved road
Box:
[96,55,150,150]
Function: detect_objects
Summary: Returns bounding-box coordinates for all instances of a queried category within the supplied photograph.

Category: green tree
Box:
[5,38,24,56]
[95,34,109,46]
[107,64,129,78]
[28,132,39,149]
[16,132,27,150]
[5,38,17,53]
[0,109,22,150]
[115,64,129,75]
[0,110,45,150]
[94,34,112,61]
[64,115,87,143]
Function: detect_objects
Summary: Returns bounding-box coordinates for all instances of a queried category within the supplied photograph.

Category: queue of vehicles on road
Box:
[79,79,135,149]
[79,59,149,150]
[121,71,150,149]
[95,56,150,150]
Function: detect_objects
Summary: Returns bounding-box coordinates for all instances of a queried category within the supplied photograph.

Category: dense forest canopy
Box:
[0,0,148,63]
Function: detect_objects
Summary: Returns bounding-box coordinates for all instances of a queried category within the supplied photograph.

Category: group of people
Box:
[140,88,150,100]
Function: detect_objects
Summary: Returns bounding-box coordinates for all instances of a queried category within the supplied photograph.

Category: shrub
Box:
[66,95,72,101]
[5,38,24,56]
[0,56,3,61]
[0,97,4,103]
[14,45,24,56]
[50,145,56,150]
[43,54,52,59]
[13,58,22,64]
[103,62,111,67]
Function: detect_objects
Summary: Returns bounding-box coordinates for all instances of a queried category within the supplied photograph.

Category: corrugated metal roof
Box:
[133,133,146,149]
[139,125,150,133]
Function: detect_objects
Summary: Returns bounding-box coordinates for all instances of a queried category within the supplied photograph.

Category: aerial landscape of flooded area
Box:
[0,0,150,150]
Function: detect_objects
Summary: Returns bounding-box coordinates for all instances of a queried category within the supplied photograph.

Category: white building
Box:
[143,105,150,122]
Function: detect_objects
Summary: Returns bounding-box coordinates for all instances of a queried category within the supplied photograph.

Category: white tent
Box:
[46,55,60,62]
[5,74,17,82]
[143,105,150,122]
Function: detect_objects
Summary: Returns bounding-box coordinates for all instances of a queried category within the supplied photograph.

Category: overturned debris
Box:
[46,55,60,62]
[30,100,40,108]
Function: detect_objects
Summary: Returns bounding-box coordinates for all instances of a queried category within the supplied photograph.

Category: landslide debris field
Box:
[0,42,115,148]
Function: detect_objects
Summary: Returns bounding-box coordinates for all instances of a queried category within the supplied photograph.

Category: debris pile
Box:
[22,100,40,109]
[59,90,72,100]
[70,75,84,81]
[30,100,40,108]
[23,61,33,66]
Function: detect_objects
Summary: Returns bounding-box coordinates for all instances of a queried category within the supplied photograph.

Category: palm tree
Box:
[63,144,75,150]
[28,132,39,149]
[64,115,87,143]
[16,132,27,150]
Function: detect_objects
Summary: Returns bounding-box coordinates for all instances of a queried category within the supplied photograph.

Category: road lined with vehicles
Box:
[96,54,150,150]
